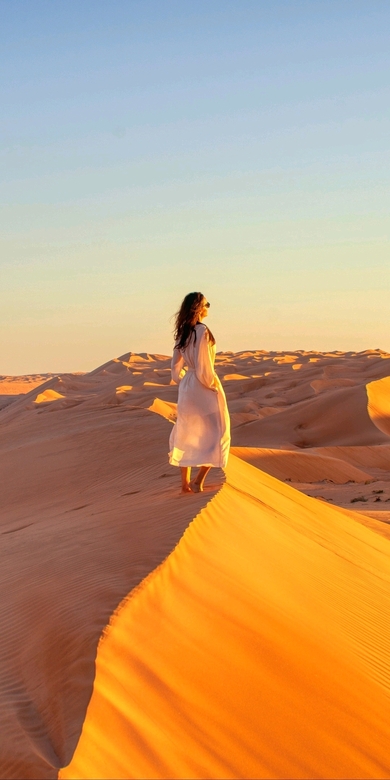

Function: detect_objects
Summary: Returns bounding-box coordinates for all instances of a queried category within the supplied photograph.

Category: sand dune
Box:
[233,385,390,448]
[367,376,390,436]
[60,455,390,779]
[0,374,59,410]
[313,444,390,471]
[230,446,372,483]
[1,348,390,778]
[0,374,58,395]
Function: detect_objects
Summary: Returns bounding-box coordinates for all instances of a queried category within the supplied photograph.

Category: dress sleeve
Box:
[195,327,217,390]
[171,347,186,384]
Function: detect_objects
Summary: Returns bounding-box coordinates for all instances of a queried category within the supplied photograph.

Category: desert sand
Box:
[1,348,390,778]
[0,374,58,410]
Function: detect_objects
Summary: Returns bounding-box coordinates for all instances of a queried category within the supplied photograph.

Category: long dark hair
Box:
[174,291,216,350]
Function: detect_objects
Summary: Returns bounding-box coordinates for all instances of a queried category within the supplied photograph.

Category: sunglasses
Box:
[204,302,211,308]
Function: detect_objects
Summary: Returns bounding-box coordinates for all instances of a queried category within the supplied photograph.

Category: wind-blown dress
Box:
[169,323,230,468]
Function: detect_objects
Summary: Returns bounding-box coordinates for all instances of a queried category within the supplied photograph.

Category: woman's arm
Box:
[171,347,186,384]
[195,327,217,390]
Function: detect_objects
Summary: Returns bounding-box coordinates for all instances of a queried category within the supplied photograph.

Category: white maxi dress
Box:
[169,323,230,468]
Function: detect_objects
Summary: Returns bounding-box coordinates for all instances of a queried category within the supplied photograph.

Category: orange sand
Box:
[1,348,389,778]
[61,455,390,779]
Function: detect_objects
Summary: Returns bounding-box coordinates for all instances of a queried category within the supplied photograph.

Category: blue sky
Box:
[1,1,389,372]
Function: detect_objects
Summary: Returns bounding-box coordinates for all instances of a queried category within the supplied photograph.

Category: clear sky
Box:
[1,0,389,373]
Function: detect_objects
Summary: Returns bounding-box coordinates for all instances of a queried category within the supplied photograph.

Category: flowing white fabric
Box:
[169,323,230,468]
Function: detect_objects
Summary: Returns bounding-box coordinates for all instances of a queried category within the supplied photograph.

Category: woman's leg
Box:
[190,466,211,492]
[180,466,192,493]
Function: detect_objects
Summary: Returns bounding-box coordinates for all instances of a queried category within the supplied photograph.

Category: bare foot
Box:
[181,484,193,494]
[189,481,203,493]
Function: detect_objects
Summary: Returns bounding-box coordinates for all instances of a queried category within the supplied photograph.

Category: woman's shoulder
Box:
[195,323,213,344]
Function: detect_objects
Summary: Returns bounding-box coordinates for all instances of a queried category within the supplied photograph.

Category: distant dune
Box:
[0,374,59,410]
[1,349,390,778]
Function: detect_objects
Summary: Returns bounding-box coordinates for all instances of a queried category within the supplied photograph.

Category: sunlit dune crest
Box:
[367,376,390,436]
[273,354,298,363]
[1,348,390,778]
[61,455,390,780]
[223,372,251,380]
[35,389,65,404]
[148,398,177,422]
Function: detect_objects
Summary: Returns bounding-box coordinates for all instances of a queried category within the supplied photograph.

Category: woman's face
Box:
[198,297,209,321]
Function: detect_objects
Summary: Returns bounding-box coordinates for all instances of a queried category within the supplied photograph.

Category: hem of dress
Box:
[169,453,229,469]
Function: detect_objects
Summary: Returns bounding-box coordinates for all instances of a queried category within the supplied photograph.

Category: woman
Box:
[169,292,230,493]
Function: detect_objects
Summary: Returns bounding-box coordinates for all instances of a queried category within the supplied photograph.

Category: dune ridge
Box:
[60,454,390,779]
[230,446,373,482]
